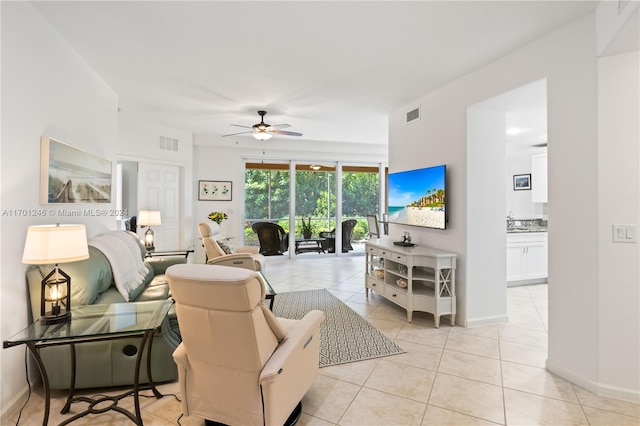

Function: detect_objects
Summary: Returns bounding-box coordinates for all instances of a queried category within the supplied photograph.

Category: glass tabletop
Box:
[4,300,173,347]
[257,271,275,297]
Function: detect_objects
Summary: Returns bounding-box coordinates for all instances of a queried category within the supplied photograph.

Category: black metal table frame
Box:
[145,248,194,259]
[294,238,326,254]
[5,327,164,425]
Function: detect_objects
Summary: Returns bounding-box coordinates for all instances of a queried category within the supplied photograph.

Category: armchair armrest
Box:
[236,246,259,254]
[259,310,325,425]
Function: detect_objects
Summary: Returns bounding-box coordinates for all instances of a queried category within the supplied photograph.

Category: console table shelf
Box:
[365,238,457,327]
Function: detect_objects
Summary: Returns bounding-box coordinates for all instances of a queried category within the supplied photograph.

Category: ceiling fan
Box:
[222,110,303,141]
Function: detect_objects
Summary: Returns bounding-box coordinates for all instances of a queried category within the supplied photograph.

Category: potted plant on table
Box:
[300,217,313,239]
[208,211,228,224]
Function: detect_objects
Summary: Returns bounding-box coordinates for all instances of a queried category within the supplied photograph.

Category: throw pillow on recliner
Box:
[217,238,236,255]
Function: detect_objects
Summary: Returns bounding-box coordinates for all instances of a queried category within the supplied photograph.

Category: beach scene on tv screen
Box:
[388,165,446,229]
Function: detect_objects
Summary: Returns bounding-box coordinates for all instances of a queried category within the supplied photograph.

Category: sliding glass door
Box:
[244,164,290,245]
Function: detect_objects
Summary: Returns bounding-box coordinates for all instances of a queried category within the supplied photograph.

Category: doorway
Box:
[118,160,183,250]
[137,162,182,250]
[465,78,548,326]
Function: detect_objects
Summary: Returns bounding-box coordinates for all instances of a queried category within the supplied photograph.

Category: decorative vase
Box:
[303,230,312,239]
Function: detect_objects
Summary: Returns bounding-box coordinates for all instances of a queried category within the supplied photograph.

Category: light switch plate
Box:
[613,224,637,243]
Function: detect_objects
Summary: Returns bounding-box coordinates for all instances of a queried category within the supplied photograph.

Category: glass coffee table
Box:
[3,300,173,425]
[294,237,326,254]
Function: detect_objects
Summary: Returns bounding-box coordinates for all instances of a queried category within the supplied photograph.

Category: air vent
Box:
[159,136,179,152]
[406,106,420,124]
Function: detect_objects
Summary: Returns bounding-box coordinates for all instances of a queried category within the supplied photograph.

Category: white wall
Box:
[466,108,508,326]
[506,146,547,218]
[596,50,639,399]
[390,13,638,400]
[1,2,118,415]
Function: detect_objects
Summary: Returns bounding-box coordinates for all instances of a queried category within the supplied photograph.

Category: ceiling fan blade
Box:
[222,130,253,137]
[230,124,254,129]
[271,124,291,129]
[272,129,303,137]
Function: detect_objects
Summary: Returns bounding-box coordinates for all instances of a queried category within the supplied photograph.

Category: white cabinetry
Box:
[506,232,548,284]
[365,238,457,327]
[531,153,548,203]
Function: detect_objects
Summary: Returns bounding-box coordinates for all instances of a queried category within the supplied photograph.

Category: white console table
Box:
[365,238,457,327]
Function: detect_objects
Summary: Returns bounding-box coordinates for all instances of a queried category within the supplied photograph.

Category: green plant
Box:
[300,217,313,236]
[299,217,314,238]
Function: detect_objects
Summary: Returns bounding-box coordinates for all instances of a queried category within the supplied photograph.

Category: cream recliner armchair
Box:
[198,221,265,271]
[167,264,325,426]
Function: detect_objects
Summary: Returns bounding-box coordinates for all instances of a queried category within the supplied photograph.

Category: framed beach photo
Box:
[198,180,232,201]
[40,137,112,204]
[513,174,531,191]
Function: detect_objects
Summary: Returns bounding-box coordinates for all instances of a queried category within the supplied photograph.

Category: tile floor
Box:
[8,252,640,425]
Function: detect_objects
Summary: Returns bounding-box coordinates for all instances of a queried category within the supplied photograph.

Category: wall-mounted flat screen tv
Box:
[387,164,446,230]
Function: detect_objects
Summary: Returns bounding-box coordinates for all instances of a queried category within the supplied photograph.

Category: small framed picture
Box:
[198,180,232,201]
[513,174,531,191]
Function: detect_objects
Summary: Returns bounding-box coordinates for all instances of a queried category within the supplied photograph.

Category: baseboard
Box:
[464,314,509,328]
[546,360,640,403]
[598,382,640,403]
[0,382,33,424]
[507,278,548,287]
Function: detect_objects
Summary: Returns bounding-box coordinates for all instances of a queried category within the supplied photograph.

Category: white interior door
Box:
[137,162,181,250]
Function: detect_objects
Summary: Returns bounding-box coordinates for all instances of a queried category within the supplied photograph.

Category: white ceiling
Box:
[32,1,598,146]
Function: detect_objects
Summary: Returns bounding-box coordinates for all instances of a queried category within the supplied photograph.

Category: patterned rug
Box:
[272,289,405,367]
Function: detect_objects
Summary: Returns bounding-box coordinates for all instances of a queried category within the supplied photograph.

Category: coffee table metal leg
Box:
[61,342,77,414]
[26,342,50,426]
[133,331,152,424]
[145,331,162,399]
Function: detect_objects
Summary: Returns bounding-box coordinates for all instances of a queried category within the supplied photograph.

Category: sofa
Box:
[26,231,184,389]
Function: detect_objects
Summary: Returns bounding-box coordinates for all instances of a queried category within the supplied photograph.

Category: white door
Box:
[137,162,181,250]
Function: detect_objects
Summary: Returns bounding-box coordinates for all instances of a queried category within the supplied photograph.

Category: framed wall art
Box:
[40,137,112,203]
[198,180,232,201]
[513,174,532,191]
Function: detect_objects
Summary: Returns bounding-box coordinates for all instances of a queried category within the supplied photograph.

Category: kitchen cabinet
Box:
[506,232,548,284]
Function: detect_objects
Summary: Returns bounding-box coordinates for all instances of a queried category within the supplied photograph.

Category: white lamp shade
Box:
[22,224,89,264]
[138,210,161,226]
[253,132,273,141]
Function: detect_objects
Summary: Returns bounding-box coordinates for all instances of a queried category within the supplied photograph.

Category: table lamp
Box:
[22,224,89,325]
[138,210,161,251]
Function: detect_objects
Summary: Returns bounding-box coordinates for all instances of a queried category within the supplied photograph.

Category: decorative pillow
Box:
[217,238,236,255]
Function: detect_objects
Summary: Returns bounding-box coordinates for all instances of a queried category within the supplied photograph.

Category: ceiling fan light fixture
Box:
[310,164,321,170]
[253,132,272,141]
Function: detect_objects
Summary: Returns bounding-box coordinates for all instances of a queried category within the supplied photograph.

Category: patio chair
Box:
[320,219,357,253]
[367,214,380,238]
[252,222,289,256]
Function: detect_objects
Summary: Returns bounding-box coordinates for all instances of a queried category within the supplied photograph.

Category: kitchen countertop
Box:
[507,218,547,233]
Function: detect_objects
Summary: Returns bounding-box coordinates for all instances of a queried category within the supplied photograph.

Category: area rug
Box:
[272,289,405,367]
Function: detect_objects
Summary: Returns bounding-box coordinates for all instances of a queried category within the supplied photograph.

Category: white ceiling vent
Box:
[406,106,420,124]
[159,136,179,152]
